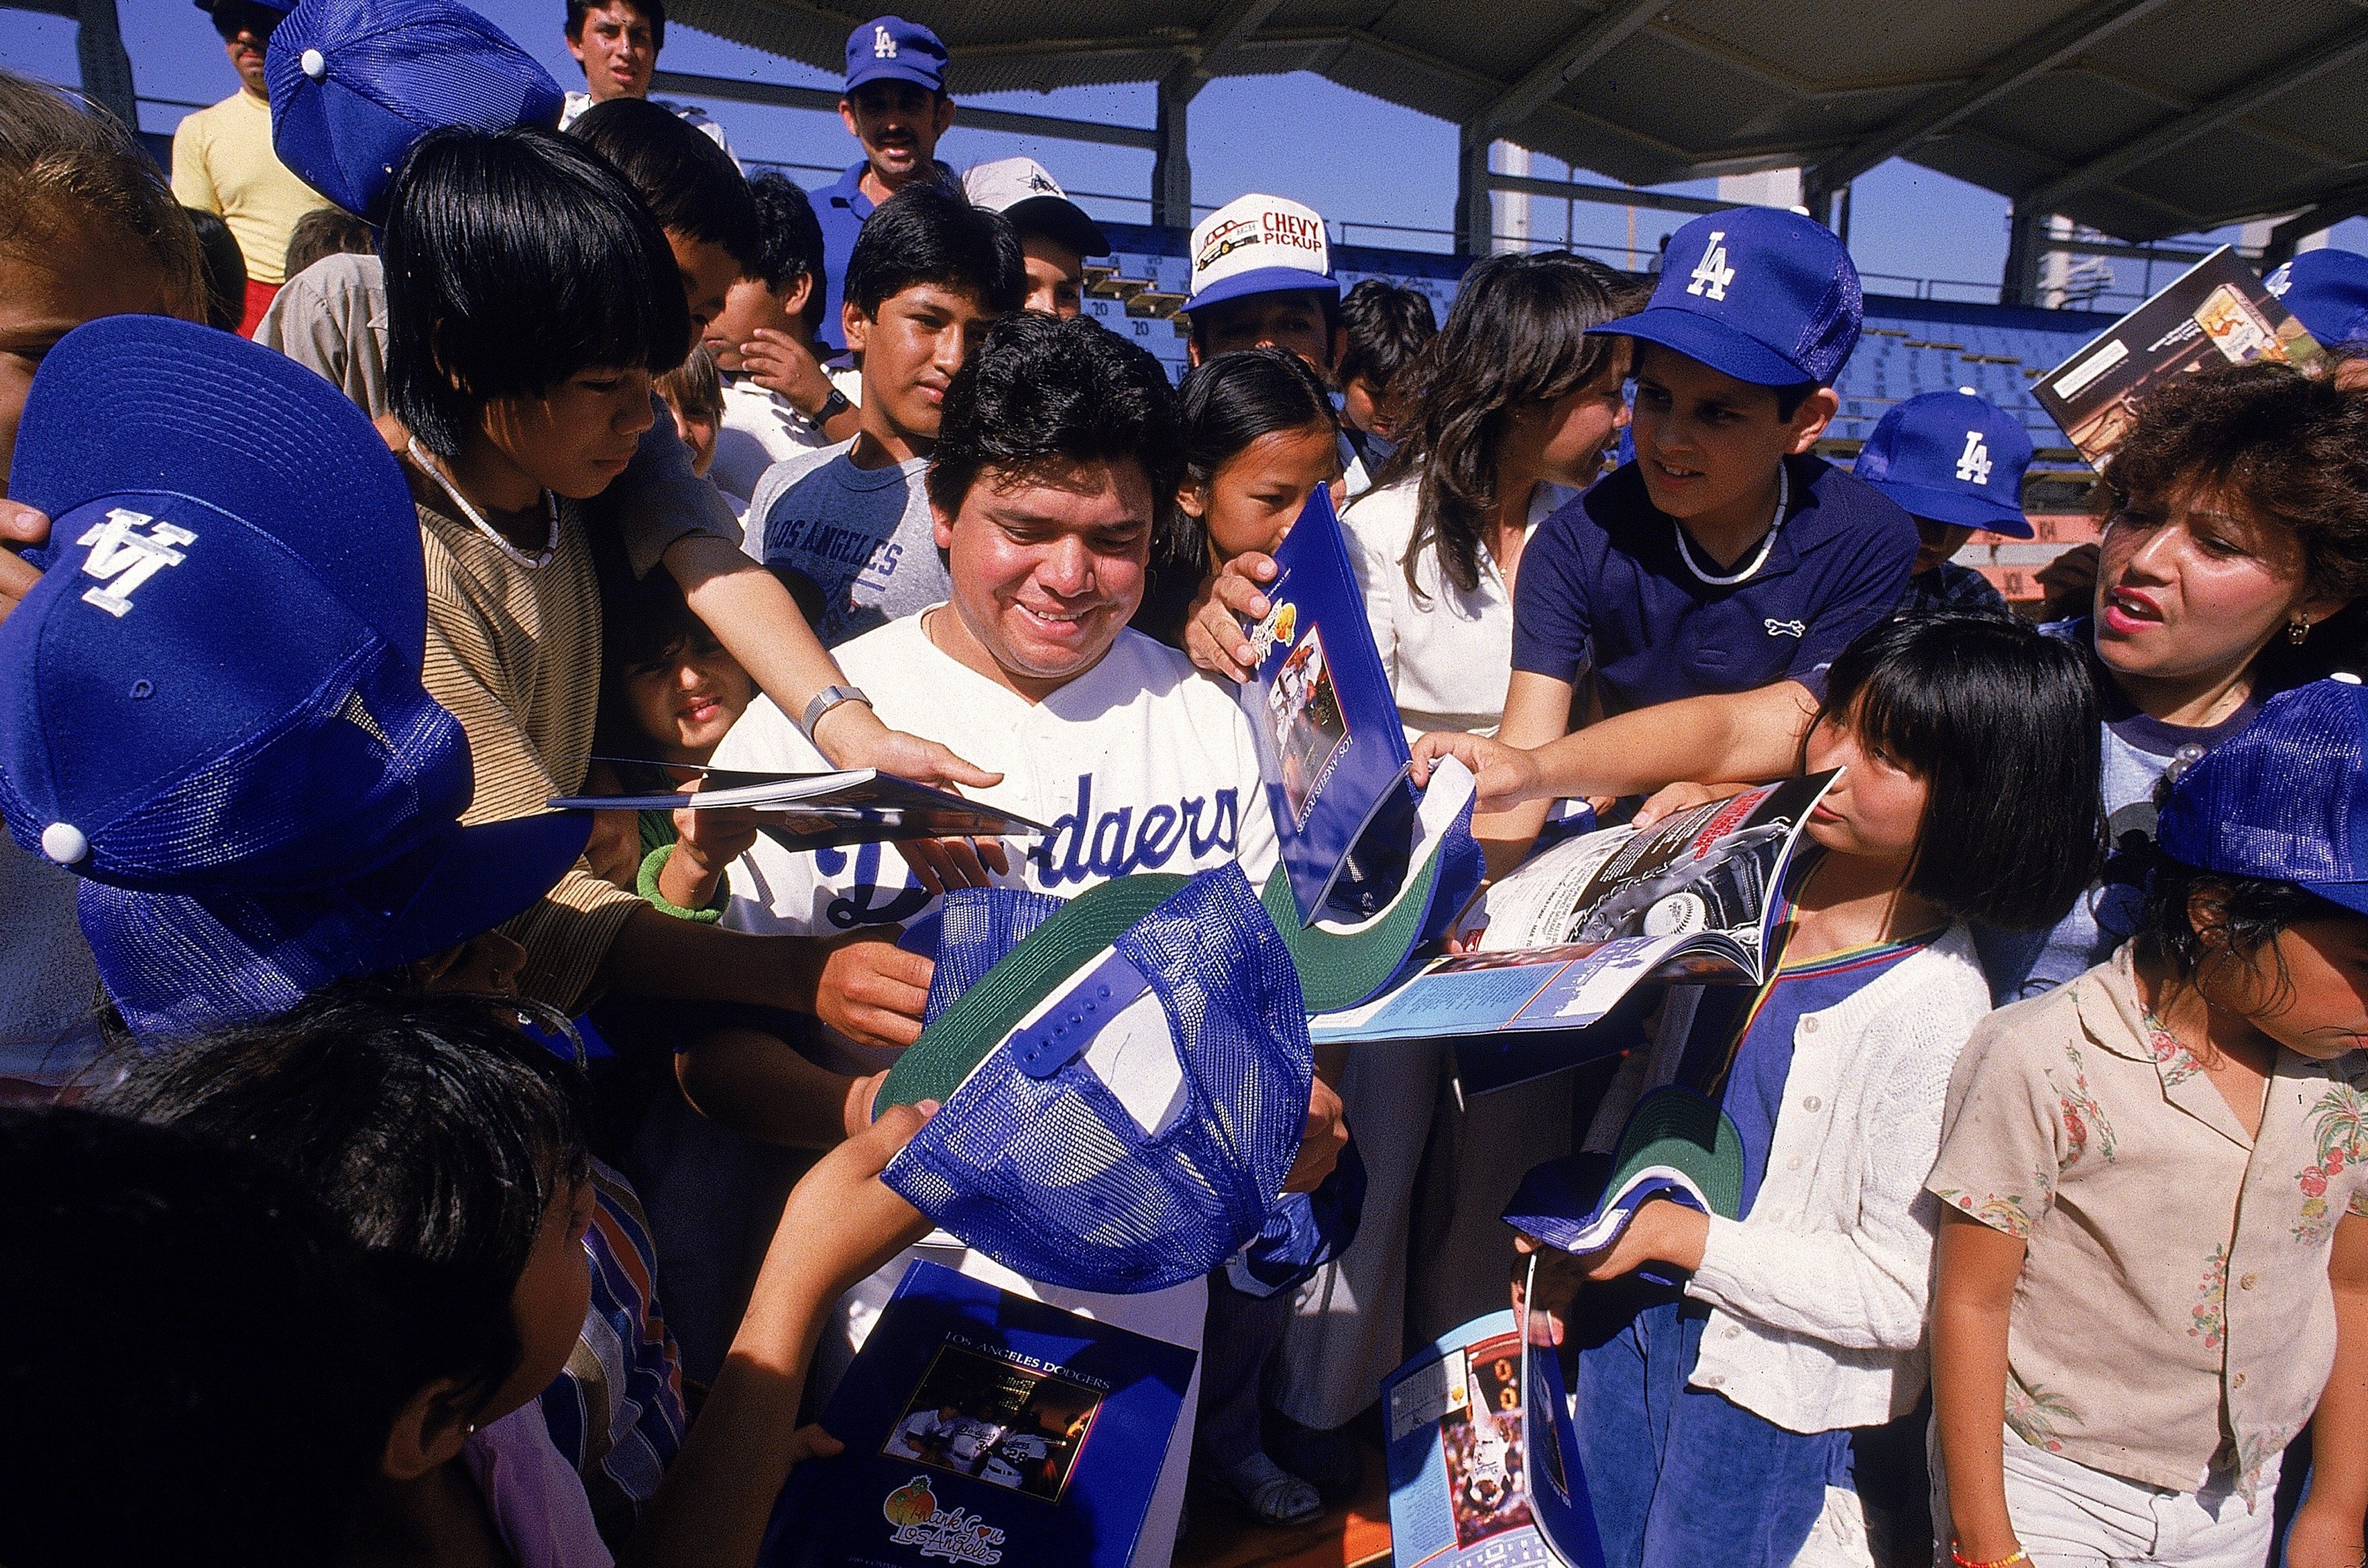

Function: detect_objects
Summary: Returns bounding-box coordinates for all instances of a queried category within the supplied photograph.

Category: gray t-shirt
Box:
[746,441,951,647]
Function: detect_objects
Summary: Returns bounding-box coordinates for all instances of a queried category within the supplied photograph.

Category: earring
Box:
[2290,617,2312,645]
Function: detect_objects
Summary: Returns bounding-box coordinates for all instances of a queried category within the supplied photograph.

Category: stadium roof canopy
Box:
[667,0,2368,259]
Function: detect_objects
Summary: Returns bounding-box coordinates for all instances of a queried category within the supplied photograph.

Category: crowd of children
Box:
[5,7,2368,1568]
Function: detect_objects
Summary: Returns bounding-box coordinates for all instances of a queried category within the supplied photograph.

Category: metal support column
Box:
[74,0,139,129]
[2001,203,2048,307]
[1454,125,1491,256]
[1152,72,1193,231]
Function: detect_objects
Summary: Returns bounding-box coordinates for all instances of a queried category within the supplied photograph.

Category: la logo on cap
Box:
[1955,431,1993,486]
[77,507,194,618]
[872,23,895,56]
[1688,230,1736,302]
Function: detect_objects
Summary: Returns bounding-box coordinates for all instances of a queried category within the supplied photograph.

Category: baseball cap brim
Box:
[1185,266,1341,317]
[82,809,591,1038]
[1868,477,2034,537]
[1593,305,1814,388]
[2304,878,2368,916]
[875,873,1189,1116]
[844,60,942,93]
[1003,194,1109,260]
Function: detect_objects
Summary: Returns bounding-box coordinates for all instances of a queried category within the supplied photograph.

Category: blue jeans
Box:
[1577,1296,1852,1568]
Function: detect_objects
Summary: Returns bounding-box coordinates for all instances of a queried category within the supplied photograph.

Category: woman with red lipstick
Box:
[1515,614,2100,1568]
[1978,363,2368,1002]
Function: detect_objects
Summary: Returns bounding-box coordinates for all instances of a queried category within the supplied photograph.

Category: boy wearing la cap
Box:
[815,15,957,355]
[963,155,1108,319]
[1854,390,2032,620]
[2268,246,2368,388]
[1416,208,1918,829]
[705,313,1346,1568]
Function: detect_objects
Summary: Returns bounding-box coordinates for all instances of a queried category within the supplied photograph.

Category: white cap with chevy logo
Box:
[1185,192,1337,315]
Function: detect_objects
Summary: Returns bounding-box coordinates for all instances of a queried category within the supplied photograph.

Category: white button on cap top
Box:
[301,47,327,78]
[40,822,89,866]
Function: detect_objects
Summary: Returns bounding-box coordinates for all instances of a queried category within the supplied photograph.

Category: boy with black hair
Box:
[962,155,1108,319]
[1418,208,1919,839]
[706,170,858,502]
[704,311,1345,1568]
[746,182,1024,645]
[559,0,736,163]
[815,15,957,353]
[0,1106,406,1568]
[1336,276,1435,470]
[568,95,756,336]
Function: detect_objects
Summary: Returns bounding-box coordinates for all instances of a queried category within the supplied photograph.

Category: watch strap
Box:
[799,683,870,744]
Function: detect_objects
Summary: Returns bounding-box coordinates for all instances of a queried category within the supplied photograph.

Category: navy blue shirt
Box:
[814,159,958,355]
[1510,455,1918,714]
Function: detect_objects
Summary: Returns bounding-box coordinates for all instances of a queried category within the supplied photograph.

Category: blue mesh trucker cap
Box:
[0,316,588,1036]
[268,0,565,225]
[1593,207,1861,386]
[2266,249,2368,351]
[872,867,1314,1295]
[845,15,947,93]
[2157,678,2368,916]
[1852,390,2035,537]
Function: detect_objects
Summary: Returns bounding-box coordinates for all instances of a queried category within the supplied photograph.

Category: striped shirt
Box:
[414,476,642,1011]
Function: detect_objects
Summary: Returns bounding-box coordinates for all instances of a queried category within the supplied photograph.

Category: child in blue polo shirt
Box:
[1852,390,2032,620]
[814,15,955,355]
[1418,209,1917,827]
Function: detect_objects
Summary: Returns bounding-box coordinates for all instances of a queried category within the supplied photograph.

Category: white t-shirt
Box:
[1341,475,1573,738]
[710,376,831,506]
[716,609,1275,1568]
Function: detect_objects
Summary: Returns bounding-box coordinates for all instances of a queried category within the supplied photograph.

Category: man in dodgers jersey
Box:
[710,313,1343,1568]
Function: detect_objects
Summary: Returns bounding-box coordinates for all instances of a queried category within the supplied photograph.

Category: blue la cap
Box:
[0,316,586,1035]
[2157,679,2368,915]
[1593,207,1862,386]
[267,0,564,225]
[1852,390,2035,537]
[2266,248,2368,350]
[844,15,947,94]
[877,867,1312,1294]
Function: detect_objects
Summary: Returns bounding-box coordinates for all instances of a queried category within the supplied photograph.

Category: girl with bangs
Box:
[1516,614,2102,1568]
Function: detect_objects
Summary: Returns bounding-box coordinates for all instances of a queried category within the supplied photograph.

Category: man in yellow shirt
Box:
[171,0,326,335]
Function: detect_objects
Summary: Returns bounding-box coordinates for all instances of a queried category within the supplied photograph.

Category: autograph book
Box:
[550,761,1049,855]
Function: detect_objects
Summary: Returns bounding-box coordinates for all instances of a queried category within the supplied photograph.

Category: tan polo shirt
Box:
[1929,946,2368,1506]
[414,480,641,1013]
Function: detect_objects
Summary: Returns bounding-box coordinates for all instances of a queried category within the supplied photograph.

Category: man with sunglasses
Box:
[172,0,329,335]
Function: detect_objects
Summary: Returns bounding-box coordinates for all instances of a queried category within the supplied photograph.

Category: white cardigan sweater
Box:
[1680,921,1992,1435]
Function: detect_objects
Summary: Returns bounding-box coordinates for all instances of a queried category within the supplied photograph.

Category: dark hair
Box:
[284,205,374,281]
[1165,346,1337,567]
[565,0,663,50]
[2100,361,2368,609]
[927,313,1182,547]
[1380,251,1639,596]
[844,182,1025,323]
[384,125,689,461]
[1337,278,1436,398]
[568,97,758,270]
[182,206,245,331]
[747,170,828,334]
[0,70,203,318]
[594,563,722,753]
[2138,857,2354,1001]
[1813,614,2105,930]
[96,992,592,1413]
[0,1106,402,1568]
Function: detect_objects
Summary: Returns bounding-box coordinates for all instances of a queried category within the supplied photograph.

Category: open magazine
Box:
[1384,1310,1557,1567]
[1310,772,1838,1048]
[2033,244,2324,465]
[550,760,1050,855]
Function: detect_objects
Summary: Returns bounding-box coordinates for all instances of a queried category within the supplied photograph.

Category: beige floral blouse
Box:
[1928,946,2368,1506]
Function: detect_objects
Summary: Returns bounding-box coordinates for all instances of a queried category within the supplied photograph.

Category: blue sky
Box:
[8,0,2362,307]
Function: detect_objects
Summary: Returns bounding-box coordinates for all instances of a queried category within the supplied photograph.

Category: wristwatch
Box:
[799,683,871,744]
[812,386,853,425]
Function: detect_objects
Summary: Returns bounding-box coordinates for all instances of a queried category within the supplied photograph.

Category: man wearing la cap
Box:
[1416,207,1917,838]
[172,0,328,335]
[815,15,958,355]
[962,156,1108,319]
[703,313,1346,1568]
[1854,389,2032,620]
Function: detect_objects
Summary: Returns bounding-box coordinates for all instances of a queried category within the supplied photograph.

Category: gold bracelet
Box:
[1950,1543,2028,1568]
